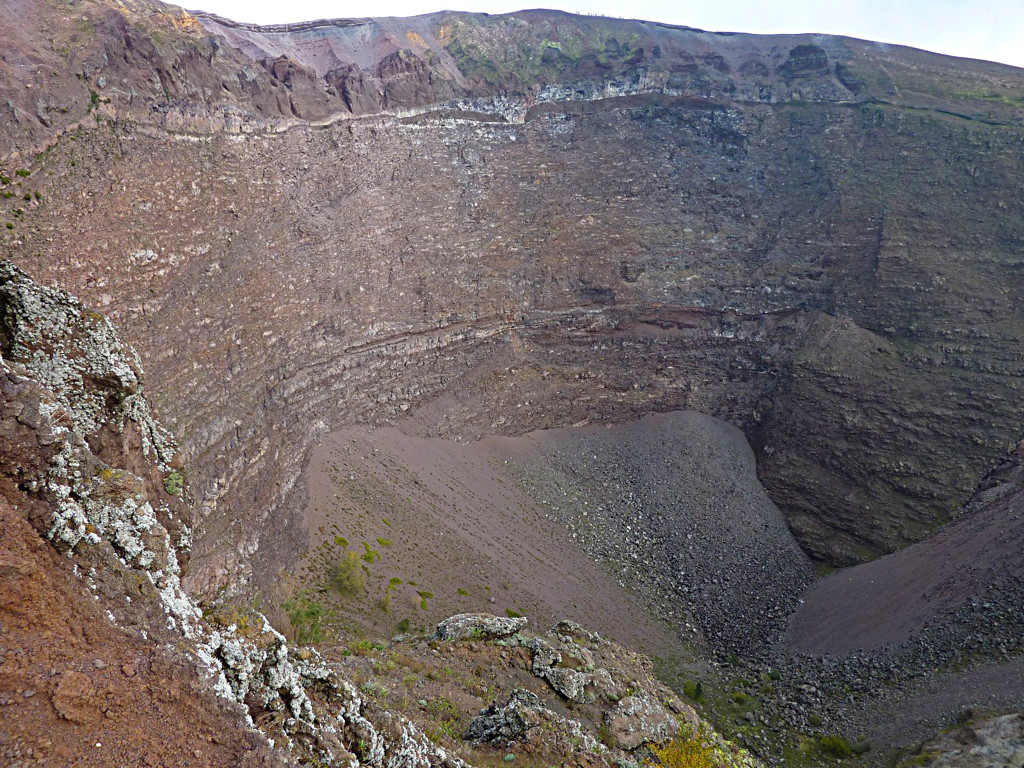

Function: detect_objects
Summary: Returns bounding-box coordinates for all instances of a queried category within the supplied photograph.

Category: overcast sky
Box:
[188,0,1024,68]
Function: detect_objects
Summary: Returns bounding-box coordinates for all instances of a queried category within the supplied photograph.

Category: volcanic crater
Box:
[1,1,1024,766]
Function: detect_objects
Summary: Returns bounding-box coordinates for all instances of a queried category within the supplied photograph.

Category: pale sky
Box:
[188,0,1024,68]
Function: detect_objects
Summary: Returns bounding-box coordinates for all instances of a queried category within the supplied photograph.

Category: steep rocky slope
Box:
[2,0,1024,585]
[1,260,762,767]
[3,1,1024,765]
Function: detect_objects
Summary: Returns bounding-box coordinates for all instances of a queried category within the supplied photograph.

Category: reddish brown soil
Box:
[0,499,283,768]
[786,482,1024,655]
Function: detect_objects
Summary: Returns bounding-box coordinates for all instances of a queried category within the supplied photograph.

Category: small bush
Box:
[505,608,522,618]
[816,734,853,759]
[362,541,380,563]
[376,537,393,548]
[330,550,366,595]
[645,735,715,768]
[396,617,411,633]
[163,470,184,496]
[683,681,703,701]
[283,594,327,644]
[457,587,468,596]
[598,722,617,748]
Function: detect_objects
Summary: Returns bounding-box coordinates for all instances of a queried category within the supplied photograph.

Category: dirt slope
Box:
[787,460,1024,656]
[292,410,810,661]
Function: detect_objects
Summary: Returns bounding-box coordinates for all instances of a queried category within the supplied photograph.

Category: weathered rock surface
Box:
[433,613,528,641]
[898,713,1024,768]
[605,694,681,750]
[464,689,593,750]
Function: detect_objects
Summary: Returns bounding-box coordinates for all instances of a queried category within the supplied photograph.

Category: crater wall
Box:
[3,0,1024,592]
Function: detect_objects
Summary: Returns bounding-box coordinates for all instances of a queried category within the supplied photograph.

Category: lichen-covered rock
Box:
[544,665,592,704]
[531,638,561,674]
[529,636,594,702]
[432,612,528,641]
[464,689,547,744]
[552,620,601,643]
[604,693,680,750]
[898,712,1024,768]
[465,689,597,752]
[0,260,175,468]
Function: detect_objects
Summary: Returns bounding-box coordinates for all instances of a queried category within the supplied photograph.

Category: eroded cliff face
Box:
[2,0,1024,587]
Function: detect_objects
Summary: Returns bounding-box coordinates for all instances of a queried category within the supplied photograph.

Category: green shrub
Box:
[330,550,366,595]
[396,618,411,633]
[644,735,715,768]
[505,608,522,618]
[163,470,184,496]
[376,537,393,548]
[816,735,853,759]
[283,594,327,643]
[683,681,703,701]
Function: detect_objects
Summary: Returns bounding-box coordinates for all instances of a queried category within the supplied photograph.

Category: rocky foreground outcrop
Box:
[897,713,1024,768]
[0,261,468,766]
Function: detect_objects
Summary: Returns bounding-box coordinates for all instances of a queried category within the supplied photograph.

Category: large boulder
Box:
[432,613,527,641]
[604,694,680,750]
[464,689,597,752]
[463,689,548,744]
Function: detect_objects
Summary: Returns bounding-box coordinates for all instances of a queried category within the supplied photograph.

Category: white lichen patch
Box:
[0,261,175,469]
